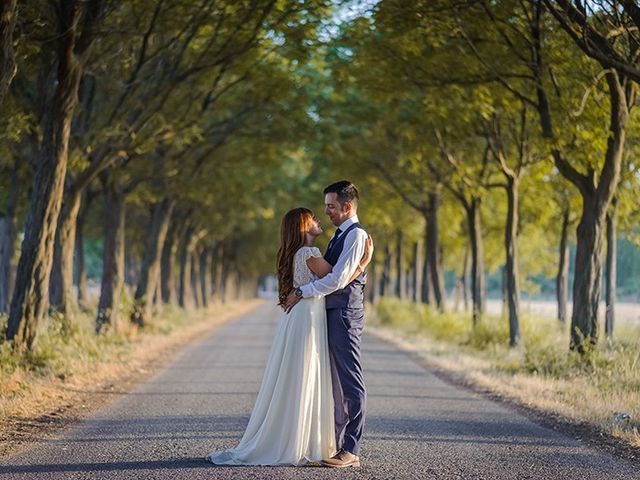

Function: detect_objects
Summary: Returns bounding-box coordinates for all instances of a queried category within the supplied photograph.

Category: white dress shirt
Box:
[300,215,367,298]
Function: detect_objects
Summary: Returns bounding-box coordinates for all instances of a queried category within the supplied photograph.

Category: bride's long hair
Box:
[276,207,315,307]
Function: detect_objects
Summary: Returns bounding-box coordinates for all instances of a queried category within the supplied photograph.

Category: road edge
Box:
[0,300,265,460]
[366,325,640,468]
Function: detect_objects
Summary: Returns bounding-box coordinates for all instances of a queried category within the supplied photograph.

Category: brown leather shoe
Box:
[321,449,361,468]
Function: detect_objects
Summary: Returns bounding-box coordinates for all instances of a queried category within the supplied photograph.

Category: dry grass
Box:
[0,298,263,455]
[369,298,640,448]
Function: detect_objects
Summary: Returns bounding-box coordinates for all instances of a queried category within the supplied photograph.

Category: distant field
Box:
[484,299,640,326]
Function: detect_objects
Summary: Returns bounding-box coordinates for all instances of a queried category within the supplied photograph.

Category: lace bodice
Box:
[293,246,322,287]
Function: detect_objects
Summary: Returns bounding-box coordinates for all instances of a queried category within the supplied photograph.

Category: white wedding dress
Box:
[206,246,337,465]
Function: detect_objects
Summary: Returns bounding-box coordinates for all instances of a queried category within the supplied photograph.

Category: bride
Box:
[206,207,372,466]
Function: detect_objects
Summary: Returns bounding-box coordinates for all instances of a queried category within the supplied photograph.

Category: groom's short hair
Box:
[324,180,359,208]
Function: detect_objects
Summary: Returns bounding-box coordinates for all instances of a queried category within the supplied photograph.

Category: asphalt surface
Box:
[1,302,637,479]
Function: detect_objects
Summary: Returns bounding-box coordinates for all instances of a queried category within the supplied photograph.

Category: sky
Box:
[318,0,379,41]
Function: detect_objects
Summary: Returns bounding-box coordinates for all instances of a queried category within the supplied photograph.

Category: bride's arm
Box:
[306,256,332,278]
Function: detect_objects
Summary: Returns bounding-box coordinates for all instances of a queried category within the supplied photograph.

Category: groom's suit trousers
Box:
[326,307,366,455]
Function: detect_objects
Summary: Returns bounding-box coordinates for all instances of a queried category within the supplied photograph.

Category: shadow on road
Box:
[0,458,211,474]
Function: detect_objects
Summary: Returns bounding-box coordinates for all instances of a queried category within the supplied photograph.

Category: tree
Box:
[324,17,449,310]
[421,0,637,350]
[483,106,541,346]
[540,0,638,349]
[7,0,108,351]
[0,0,18,103]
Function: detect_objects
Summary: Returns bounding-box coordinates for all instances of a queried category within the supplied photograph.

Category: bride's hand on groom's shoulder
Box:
[361,234,374,268]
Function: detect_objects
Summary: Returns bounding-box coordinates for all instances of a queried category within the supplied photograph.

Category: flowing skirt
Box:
[206,297,336,465]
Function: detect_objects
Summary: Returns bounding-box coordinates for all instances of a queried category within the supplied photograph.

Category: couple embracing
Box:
[206,180,373,468]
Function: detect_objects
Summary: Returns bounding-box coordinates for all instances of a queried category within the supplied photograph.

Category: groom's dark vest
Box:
[324,222,367,310]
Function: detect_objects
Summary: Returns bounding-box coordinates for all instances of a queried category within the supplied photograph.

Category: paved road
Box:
[1,303,637,479]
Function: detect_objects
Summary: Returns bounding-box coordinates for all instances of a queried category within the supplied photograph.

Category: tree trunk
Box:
[208,243,219,303]
[462,245,470,311]
[0,216,16,314]
[570,195,606,350]
[0,160,19,314]
[235,268,243,300]
[179,226,196,309]
[75,190,94,305]
[605,197,617,338]
[421,222,434,305]
[6,3,86,350]
[556,206,570,324]
[191,248,202,308]
[50,188,83,313]
[411,242,421,303]
[200,246,212,309]
[96,185,125,334]
[125,251,139,289]
[153,276,162,309]
[395,230,405,299]
[75,222,87,304]
[465,197,485,324]
[213,243,224,303]
[221,253,231,304]
[131,199,174,326]
[380,243,392,297]
[500,266,507,318]
[367,261,378,303]
[504,177,521,347]
[569,74,630,352]
[52,154,116,311]
[160,220,181,305]
[427,192,445,311]
[0,0,18,104]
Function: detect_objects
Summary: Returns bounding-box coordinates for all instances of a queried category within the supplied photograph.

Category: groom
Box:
[285,180,368,468]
